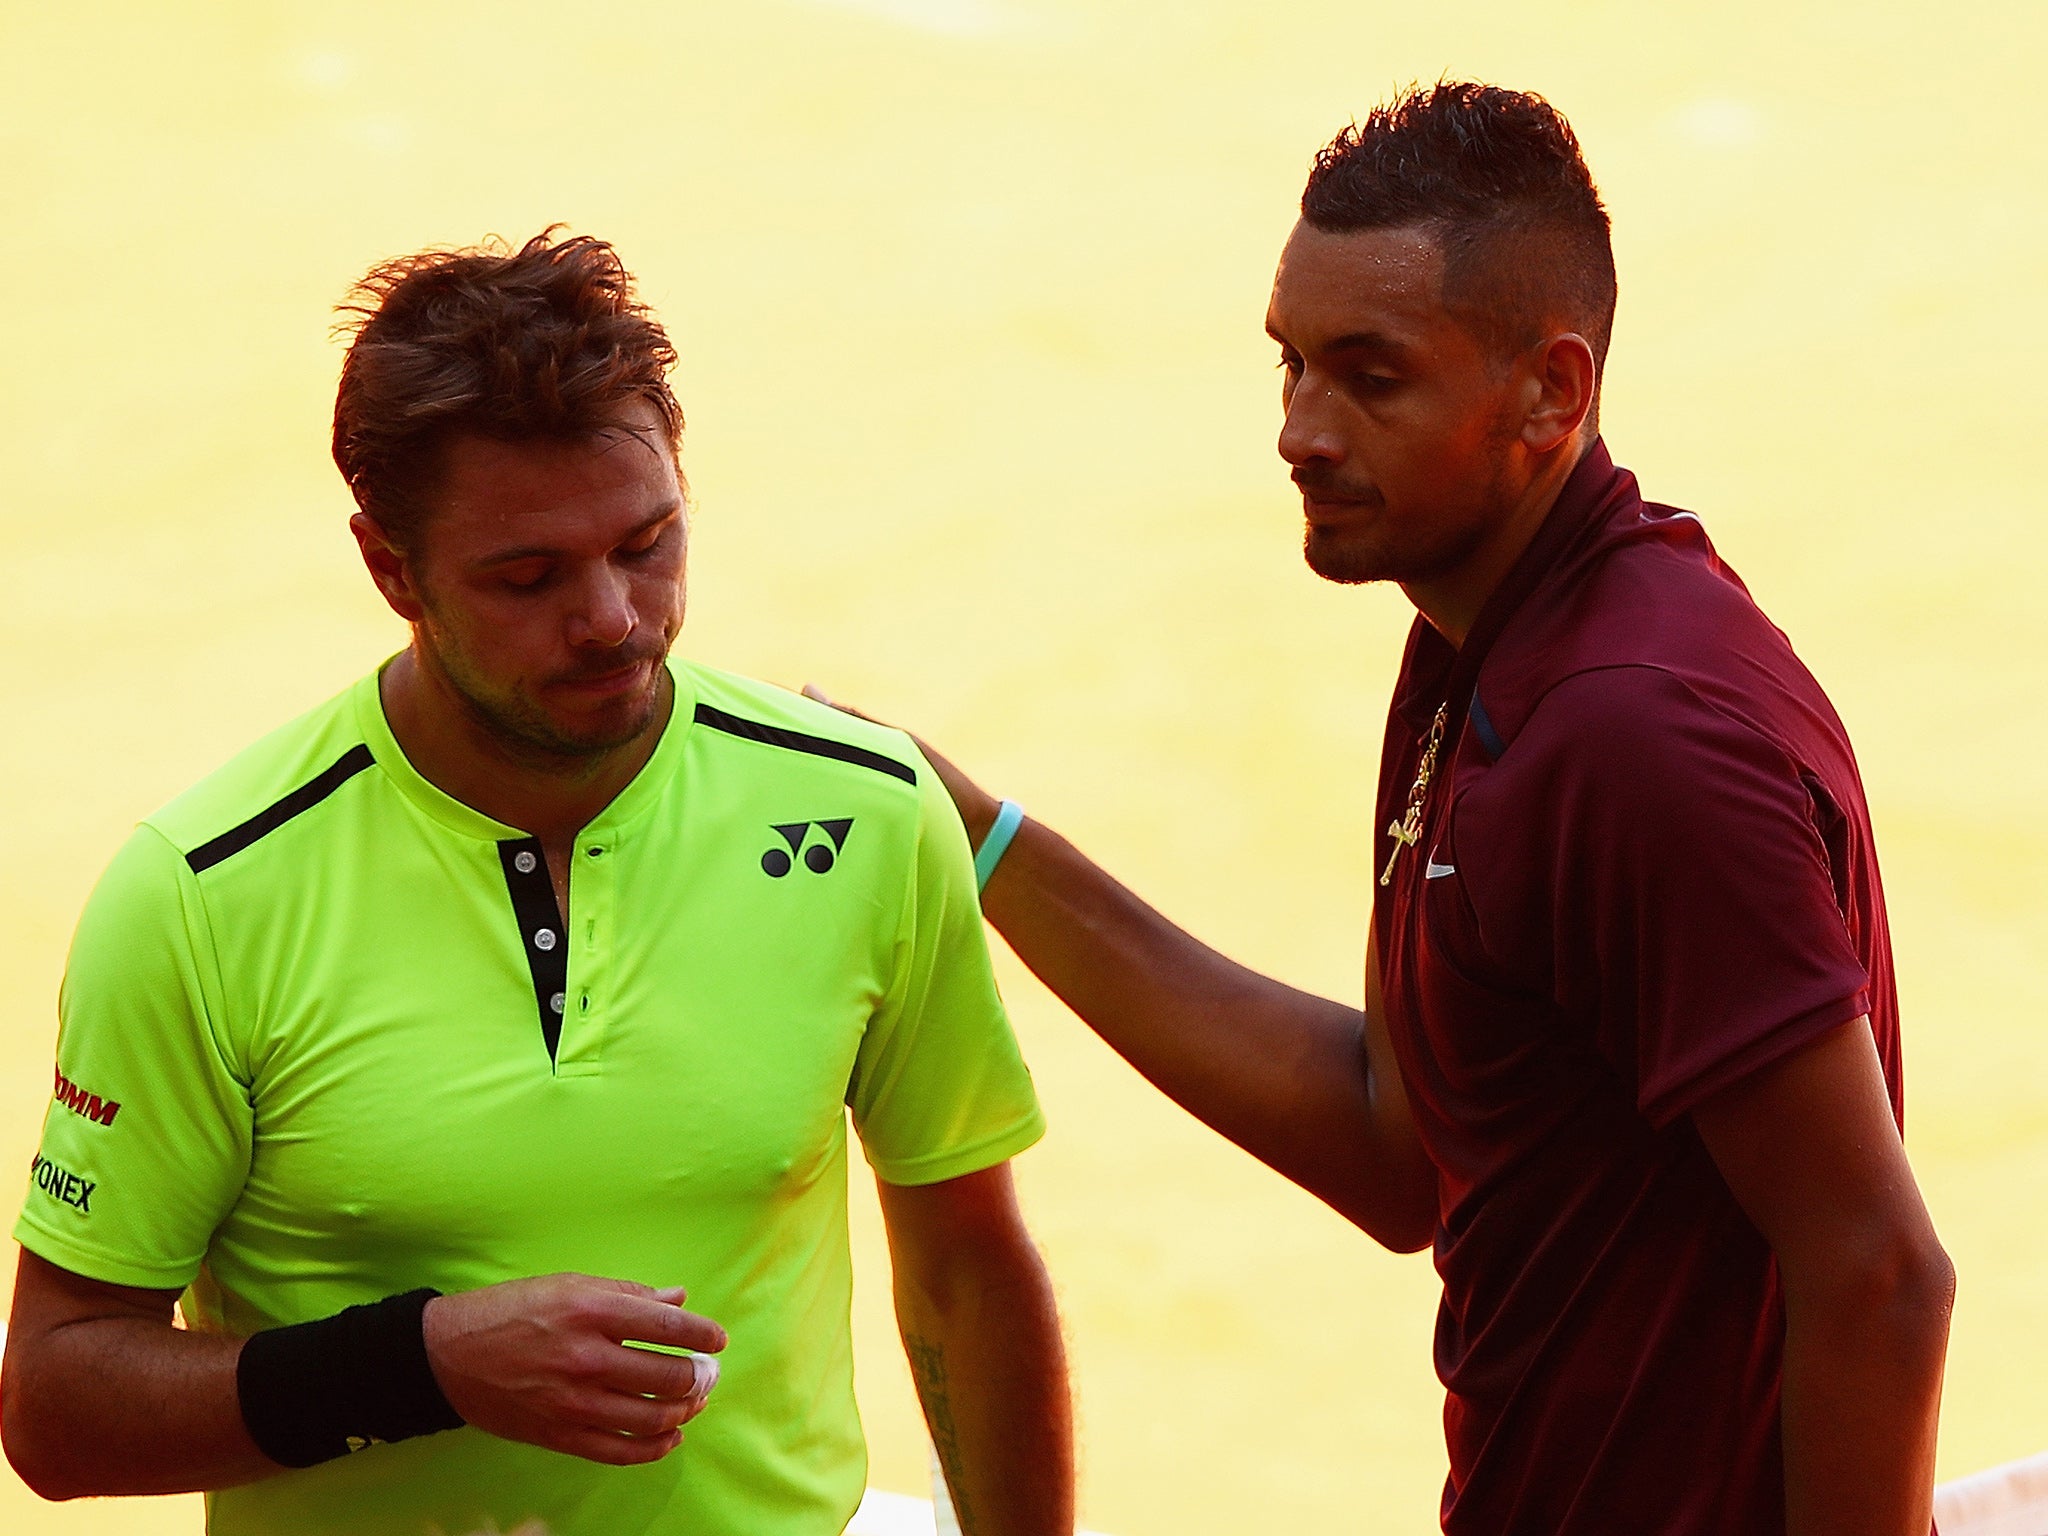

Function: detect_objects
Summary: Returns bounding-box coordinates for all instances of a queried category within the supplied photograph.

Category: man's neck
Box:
[1402,438,1590,649]
[379,648,672,846]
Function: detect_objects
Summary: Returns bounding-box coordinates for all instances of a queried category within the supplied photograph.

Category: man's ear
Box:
[1518,332,1598,454]
[350,512,426,624]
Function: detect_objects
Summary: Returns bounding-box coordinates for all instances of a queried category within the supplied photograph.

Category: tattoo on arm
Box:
[905,1333,978,1536]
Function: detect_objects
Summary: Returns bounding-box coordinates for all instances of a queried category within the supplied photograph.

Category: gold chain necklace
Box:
[1372,455,1606,890]
[1380,700,1450,887]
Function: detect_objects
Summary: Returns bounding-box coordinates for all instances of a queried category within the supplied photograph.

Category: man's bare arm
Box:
[2,1249,725,1499]
[1692,1018,1954,1536]
[1,1249,268,1498]
[912,735,1434,1251]
[879,1164,1070,1536]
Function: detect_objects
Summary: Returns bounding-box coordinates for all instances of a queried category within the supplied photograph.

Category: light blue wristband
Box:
[973,799,1026,894]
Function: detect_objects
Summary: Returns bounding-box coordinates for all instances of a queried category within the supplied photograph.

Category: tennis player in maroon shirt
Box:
[878,82,1955,1535]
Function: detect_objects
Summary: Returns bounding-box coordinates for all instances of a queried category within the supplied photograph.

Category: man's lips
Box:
[553,657,658,696]
[1297,486,1383,523]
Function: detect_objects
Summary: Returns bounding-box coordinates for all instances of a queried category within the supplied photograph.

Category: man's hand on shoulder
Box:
[422,1273,726,1467]
[800,685,999,843]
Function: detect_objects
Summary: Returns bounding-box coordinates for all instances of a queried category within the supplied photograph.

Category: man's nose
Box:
[569,565,634,647]
[1277,378,1345,469]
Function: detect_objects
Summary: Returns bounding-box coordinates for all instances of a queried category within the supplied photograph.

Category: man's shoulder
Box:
[1480,513,1839,765]
[678,662,927,797]
[1507,663,1759,767]
[1543,513,1786,677]
[144,676,373,868]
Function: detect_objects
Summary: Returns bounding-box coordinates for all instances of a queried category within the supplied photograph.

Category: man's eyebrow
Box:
[1265,325,1411,358]
[471,500,683,569]
[1322,330,1410,357]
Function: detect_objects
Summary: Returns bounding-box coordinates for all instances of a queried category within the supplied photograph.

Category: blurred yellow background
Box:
[2,2,2044,1532]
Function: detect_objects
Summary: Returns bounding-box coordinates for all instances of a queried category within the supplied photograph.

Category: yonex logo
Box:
[52,1067,120,1127]
[762,819,854,877]
[29,1153,94,1213]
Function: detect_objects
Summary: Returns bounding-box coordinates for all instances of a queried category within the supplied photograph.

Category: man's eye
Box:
[620,525,669,560]
[500,565,551,590]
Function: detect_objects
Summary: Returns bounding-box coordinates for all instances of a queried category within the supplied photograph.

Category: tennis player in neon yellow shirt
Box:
[4,232,1072,1536]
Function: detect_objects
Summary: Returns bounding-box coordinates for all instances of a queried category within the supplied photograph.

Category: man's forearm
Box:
[2,1314,274,1498]
[897,1242,1071,1536]
[1780,1251,1953,1536]
[979,815,1434,1248]
[1692,1021,1956,1536]
[5,1253,728,1498]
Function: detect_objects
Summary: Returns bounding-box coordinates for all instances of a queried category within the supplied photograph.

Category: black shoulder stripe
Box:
[186,745,377,874]
[693,703,916,785]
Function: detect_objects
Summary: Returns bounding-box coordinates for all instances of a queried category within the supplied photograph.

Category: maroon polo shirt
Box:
[1373,440,1905,1535]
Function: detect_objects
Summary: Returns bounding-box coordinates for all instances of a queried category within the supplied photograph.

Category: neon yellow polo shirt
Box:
[15,658,1044,1536]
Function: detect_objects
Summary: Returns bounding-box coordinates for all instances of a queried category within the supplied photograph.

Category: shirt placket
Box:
[555,824,617,1076]
[496,838,570,1068]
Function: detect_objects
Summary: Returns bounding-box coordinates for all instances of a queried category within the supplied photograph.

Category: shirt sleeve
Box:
[846,753,1045,1186]
[1489,666,1871,1128]
[14,824,254,1290]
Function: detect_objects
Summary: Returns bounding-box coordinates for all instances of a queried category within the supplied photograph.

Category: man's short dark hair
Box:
[332,228,683,549]
[1302,82,1616,385]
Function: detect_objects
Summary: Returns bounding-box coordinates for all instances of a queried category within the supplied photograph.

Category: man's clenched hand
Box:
[422,1274,726,1466]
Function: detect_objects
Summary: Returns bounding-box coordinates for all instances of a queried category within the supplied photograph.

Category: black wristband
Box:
[236,1288,465,1468]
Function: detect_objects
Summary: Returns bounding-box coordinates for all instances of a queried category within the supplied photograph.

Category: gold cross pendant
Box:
[1380,816,1420,886]
[1379,698,1449,889]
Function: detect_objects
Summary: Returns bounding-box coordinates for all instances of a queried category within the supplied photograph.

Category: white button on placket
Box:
[514,851,537,875]
[535,929,557,951]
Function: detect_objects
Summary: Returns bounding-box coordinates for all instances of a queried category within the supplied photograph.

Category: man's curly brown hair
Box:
[332,228,683,549]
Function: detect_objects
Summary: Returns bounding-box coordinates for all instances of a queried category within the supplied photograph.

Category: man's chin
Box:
[1304,523,1485,589]
[545,689,665,756]
[1303,528,1398,586]
[463,684,665,765]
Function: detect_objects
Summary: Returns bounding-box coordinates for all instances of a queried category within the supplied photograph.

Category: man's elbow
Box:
[1359,1211,1436,1256]
[2,1382,91,1502]
[1317,1187,1433,1253]
[1380,1219,1435,1256]
[1790,1226,1956,1345]
[1871,1230,1956,1334]
[1313,1159,1436,1254]
[1903,1235,1958,1332]
[897,1227,1055,1320]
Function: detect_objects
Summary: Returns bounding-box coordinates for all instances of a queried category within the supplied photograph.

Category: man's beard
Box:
[419,628,671,769]
[1302,513,1493,587]
[1298,422,1520,587]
